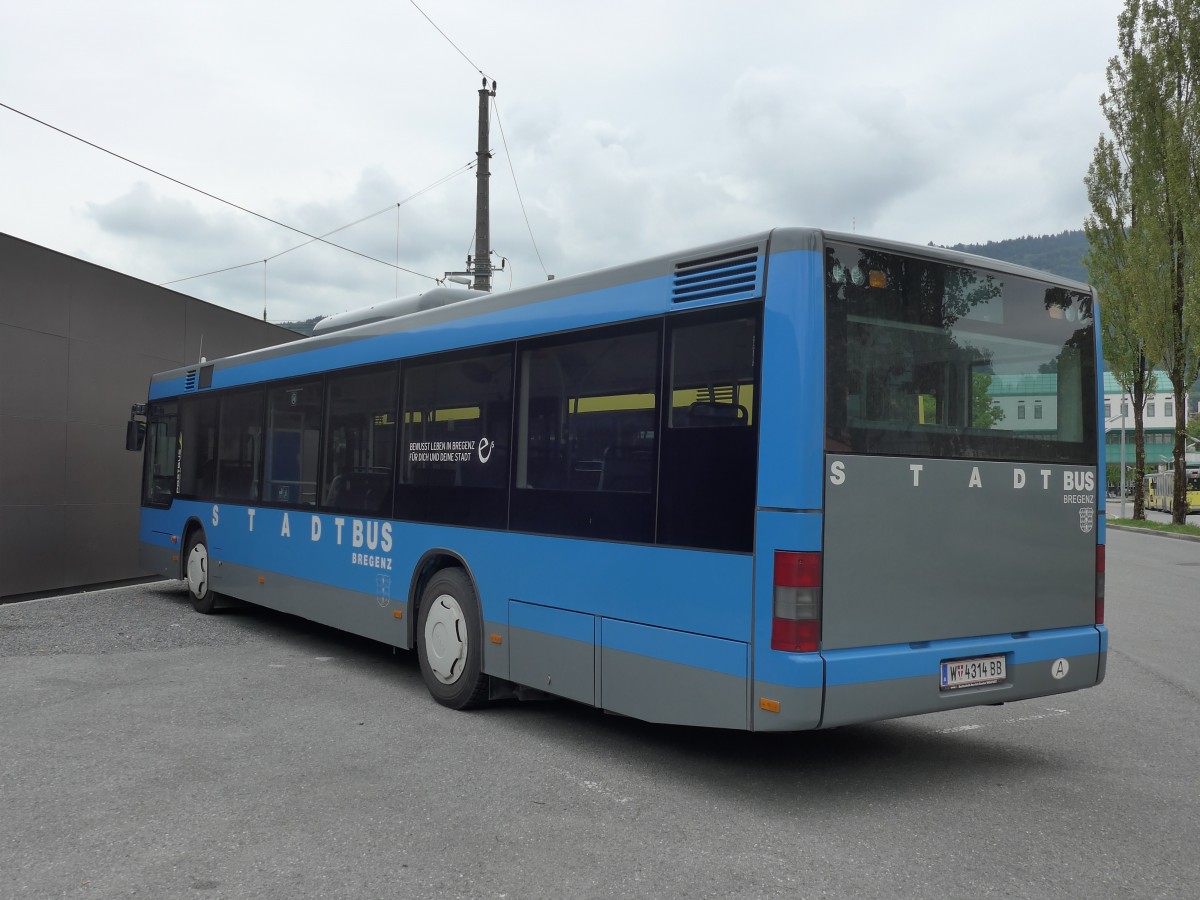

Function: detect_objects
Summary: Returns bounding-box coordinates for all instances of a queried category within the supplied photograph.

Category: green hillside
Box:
[946,230,1089,283]
[275,315,322,337]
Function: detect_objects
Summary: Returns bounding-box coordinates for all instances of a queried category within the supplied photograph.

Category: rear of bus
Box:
[753,231,1106,730]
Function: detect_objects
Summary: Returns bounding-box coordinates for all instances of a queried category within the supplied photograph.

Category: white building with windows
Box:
[1103,371,1185,468]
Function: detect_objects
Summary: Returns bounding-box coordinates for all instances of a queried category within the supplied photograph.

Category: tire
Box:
[184,531,218,614]
[416,568,488,709]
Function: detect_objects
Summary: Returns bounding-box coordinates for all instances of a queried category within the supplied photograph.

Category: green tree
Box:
[1088,0,1200,524]
[1137,1,1200,523]
[1186,410,1200,444]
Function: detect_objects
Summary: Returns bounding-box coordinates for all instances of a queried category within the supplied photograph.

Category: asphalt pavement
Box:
[1,528,1197,900]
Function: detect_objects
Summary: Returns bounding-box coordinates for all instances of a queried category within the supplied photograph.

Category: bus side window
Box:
[265,381,322,506]
[511,325,659,543]
[515,329,658,494]
[215,391,265,502]
[321,366,398,515]
[658,307,760,552]
[396,345,514,528]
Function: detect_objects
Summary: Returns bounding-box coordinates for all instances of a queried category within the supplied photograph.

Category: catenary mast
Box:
[471,79,497,292]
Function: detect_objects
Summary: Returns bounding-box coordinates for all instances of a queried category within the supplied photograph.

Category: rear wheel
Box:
[417,568,488,709]
[185,531,217,614]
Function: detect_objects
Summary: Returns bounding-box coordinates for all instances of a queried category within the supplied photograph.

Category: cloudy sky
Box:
[1,0,1124,324]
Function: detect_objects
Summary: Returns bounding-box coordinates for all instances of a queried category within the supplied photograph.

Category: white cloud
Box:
[0,0,1124,321]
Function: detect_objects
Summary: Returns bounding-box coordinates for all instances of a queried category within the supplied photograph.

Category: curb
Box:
[1107,523,1200,544]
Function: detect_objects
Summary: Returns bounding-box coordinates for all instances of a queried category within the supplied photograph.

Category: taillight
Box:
[771,550,821,652]
[1095,543,1105,625]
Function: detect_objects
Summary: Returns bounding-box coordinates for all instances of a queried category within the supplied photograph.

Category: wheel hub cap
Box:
[187,544,208,598]
[425,595,467,684]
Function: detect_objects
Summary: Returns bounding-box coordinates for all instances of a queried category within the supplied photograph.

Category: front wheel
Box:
[184,531,218,614]
[416,568,488,709]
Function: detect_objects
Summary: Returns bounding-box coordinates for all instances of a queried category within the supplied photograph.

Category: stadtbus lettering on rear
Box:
[126,228,1107,730]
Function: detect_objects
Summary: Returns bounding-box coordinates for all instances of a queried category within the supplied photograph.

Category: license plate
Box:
[940,655,1006,689]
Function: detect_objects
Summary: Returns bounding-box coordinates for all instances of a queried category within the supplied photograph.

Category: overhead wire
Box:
[7,3,551,294]
[157,206,396,287]
[0,100,439,280]
[407,0,493,81]
[158,259,263,285]
[264,203,402,264]
[158,160,476,286]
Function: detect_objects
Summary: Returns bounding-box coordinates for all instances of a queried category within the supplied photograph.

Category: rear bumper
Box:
[818,625,1106,728]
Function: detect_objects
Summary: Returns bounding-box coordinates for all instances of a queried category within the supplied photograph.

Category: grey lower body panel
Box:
[211,559,410,648]
[508,625,595,705]
[139,542,178,580]
[503,622,751,730]
[821,652,1102,729]
[601,646,749,730]
[749,680,823,731]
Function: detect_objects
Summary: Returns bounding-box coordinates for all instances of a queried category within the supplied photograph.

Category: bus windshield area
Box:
[824,241,1097,465]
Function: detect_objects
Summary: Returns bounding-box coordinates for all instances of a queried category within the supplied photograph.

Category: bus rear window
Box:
[825,241,1097,465]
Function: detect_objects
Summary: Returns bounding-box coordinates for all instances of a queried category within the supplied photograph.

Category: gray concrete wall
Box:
[0,232,299,598]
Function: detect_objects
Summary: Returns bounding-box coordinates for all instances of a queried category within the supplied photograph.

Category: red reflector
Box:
[771,617,820,653]
[774,551,821,588]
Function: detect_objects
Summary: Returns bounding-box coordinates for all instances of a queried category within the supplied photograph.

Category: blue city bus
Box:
[127,228,1107,730]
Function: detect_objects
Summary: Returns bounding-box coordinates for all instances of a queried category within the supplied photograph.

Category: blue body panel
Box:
[751,509,824,690]
[510,600,596,645]
[142,502,754,646]
[756,249,826,512]
[602,618,748,680]
[749,245,826,696]
[823,626,1104,686]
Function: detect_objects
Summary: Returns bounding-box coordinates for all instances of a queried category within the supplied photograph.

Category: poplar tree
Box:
[1086,30,1155,517]
[1085,140,1147,514]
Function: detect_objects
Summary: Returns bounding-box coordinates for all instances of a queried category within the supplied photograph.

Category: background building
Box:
[1102,371,1186,470]
[1,233,299,599]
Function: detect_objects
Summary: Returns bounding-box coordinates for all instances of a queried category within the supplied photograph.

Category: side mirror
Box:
[126,420,146,452]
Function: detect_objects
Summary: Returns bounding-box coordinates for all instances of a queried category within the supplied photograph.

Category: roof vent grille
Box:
[184,369,199,392]
[672,245,764,304]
